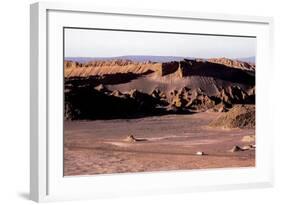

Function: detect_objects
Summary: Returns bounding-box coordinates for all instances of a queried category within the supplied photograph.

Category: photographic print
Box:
[63,28,256,176]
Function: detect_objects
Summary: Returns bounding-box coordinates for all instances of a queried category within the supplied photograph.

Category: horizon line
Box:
[64,55,255,59]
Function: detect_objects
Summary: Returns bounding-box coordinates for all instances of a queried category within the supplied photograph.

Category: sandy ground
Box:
[64,112,255,176]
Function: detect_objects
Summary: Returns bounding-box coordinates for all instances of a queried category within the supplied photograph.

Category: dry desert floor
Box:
[64,112,255,176]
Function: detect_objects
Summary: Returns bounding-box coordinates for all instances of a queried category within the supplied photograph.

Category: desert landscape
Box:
[64,56,256,176]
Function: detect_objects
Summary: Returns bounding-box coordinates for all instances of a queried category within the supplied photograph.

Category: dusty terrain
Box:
[63,57,256,176]
[64,112,255,176]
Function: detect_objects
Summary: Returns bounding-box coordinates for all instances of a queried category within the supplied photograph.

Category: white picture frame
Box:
[30,2,274,202]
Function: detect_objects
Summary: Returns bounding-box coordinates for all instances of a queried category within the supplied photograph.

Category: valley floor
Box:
[64,112,255,176]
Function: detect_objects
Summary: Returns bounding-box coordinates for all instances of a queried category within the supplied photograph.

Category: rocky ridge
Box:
[64,58,255,120]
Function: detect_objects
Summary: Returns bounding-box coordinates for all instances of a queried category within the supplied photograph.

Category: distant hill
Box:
[65,55,190,63]
[65,55,255,64]
[236,57,255,64]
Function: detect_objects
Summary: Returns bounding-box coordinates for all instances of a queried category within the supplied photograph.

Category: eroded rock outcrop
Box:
[64,59,161,77]
[157,61,179,76]
[64,57,255,120]
[209,105,255,128]
[208,57,255,71]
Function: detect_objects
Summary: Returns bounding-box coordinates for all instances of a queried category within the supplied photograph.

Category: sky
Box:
[64,28,256,59]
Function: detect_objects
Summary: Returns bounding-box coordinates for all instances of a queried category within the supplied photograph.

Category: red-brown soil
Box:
[64,112,255,176]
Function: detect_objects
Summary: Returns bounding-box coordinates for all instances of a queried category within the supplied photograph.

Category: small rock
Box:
[196,151,205,156]
[111,90,123,97]
[124,135,137,142]
[242,145,251,150]
[230,145,243,152]
[94,84,108,92]
[124,135,147,143]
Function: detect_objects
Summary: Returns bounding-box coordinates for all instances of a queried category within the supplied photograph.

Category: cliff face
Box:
[157,61,179,76]
[65,58,255,81]
[207,57,255,71]
[64,59,161,77]
[64,58,255,120]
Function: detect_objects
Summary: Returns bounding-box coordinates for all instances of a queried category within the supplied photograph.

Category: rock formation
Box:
[64,57,255,120]
[208,57,255,71]
[157,61,179,76]
[209,105,255,128]
[230,145,244,152]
